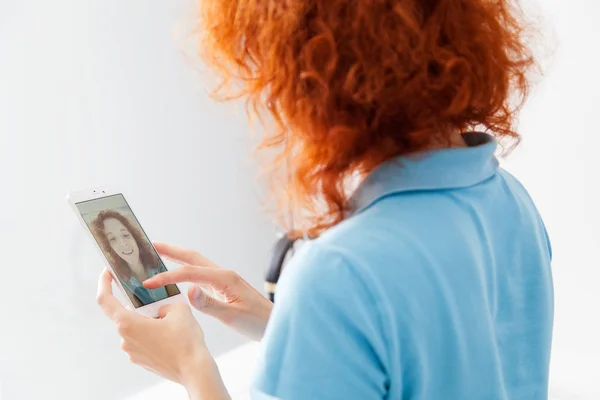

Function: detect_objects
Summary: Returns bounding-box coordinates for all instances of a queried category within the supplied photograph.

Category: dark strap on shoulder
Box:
[264,234,297,302]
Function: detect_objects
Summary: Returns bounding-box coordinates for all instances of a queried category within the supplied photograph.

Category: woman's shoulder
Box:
[278,239,383,307]
[313,209,417,269]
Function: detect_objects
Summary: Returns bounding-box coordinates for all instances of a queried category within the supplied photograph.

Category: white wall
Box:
[500,0,600,395]
[1,0,598,399]
[0,1,274,399]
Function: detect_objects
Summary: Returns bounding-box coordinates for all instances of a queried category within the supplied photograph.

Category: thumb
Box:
[157,302,189,319]
[188,285,230,319]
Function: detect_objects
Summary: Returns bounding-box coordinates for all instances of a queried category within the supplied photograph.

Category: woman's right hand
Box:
[143,243,273,342]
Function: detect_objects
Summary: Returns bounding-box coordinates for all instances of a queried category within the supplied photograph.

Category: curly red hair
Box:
[92,210,159,280]
[198,0,537,236]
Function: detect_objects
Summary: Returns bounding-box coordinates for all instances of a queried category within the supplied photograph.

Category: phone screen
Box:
[75,193,180,308]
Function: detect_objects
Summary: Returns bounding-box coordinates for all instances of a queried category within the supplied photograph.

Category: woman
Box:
[93,210,178,307]
[96,0,553,399]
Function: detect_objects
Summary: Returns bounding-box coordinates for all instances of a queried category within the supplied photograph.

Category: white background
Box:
[0,0,598,399]
[499,0,600,395]
[0,1,274,399]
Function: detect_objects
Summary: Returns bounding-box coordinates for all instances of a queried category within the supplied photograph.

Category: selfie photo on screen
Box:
[75,194,180,308]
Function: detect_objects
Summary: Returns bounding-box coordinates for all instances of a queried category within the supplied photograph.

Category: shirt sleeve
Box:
[252,243,389,400]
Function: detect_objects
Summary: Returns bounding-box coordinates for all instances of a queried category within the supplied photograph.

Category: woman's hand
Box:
[144,243,273,341]
[96,270,230,400]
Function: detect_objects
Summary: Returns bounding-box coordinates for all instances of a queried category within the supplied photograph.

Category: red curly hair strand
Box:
[197,0,538,236]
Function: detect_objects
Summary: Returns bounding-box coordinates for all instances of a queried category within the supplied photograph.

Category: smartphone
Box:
[67,187,185,317]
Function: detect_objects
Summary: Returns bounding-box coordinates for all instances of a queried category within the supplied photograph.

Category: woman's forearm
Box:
[180,352,231,400]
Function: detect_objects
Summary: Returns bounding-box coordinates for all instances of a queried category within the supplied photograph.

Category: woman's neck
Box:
[128,259,147,281]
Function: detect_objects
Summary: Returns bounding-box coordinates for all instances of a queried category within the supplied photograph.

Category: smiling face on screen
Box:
[103,217,141,266]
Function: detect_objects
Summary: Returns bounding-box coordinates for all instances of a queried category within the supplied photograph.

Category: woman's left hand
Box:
[96,269,230,399]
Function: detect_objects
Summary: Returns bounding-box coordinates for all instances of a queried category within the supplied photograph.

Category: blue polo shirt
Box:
[253,132,553,399]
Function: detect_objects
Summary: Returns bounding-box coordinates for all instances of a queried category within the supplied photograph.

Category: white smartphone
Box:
[67,186,185,317]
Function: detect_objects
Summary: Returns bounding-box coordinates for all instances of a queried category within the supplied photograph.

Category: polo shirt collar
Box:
[349,132,499,214]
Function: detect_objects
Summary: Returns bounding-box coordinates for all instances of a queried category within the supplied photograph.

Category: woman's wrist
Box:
[180,349,230,400]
